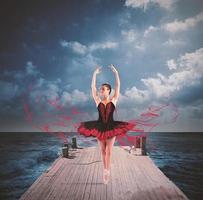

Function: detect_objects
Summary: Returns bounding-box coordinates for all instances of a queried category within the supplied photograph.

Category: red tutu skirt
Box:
[77,120,136,141]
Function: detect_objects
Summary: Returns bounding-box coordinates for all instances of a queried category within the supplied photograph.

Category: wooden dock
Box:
[19,145,189,200]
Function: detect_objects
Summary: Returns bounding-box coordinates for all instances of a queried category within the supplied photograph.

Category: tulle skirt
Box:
[77,120,136,141]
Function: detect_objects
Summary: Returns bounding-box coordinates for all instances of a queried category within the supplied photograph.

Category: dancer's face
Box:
[99,85,110,98]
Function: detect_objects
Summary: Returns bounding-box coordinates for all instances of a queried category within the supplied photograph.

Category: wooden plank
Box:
[106,146,113,200]
[40,158,69,200]
[64,147,93,199]
[118,147,140,200]
[45,148,84,200]
[121,147,152,200]
[139,156,184,200]
[95,147,106,200]
[124,151,159,200]
[114,147,129,200]
[20,156,66,200]
[94,146,103,200]
[120,147,189,200]
[19,146,189,200]
[82,147,97,200]
[88,146,100,200]
[74,147,95,200]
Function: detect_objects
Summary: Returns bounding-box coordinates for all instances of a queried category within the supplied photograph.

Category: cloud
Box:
[167,59,177,70]
[60,40,118,55]
[141,48,203,98]
[25,61,40,76]
[142,11,203,38]
[61,89,89,106]
[60,40,87,55]
[143,25,159,37]
[121,29,139,42]
[162,39,185,47]
[30,82,60,104]
[3,61,41,81]
[70,53,100,69]
[121,29,145,51]
[163,11,203,33]
[88,41,118,51]
[190,103,203,119]
[124,0,177,11]
[122,86,150,103]
[1,61,91,115]
[171,47,203,74]
[122,26,184,52]
[0,61,41,102]
[0,61,61,110]
[0,81,19,101]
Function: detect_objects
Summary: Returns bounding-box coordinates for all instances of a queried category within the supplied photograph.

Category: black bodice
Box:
[97,101,115,124]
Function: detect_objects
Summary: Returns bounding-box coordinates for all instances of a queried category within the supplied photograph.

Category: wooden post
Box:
[136,137,140,148]
[62,143,69,158]
[62,147,68,158]
[131,135,147,156]
[72,137,78,149]
[140,135,147,155]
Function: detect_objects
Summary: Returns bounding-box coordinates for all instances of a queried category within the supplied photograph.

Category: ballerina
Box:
[77,64,136,184]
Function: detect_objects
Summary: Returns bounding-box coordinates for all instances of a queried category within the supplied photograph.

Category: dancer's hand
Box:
[94,65,102,74]
[109,64,118,74]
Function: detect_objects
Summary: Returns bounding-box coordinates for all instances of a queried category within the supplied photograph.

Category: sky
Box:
[0,0,203,132]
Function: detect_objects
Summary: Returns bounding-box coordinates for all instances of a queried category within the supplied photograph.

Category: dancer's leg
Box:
[105,136,116,171]
[97,138,107,169]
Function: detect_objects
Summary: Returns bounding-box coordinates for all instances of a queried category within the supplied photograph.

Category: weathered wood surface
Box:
[19,146,189,200]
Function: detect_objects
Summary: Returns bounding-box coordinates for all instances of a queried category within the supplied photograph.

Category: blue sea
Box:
[0,132,202,200]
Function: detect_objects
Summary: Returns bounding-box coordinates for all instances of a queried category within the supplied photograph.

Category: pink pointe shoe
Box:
[103,169,110,184]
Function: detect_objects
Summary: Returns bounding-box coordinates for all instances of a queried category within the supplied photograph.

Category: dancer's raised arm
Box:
[91,66,102,105]
[109,64,120,102]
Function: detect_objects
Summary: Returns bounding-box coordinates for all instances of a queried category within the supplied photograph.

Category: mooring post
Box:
[131,135,147,156]
[62,143,69,158]
[140,135,147,155]
[71,137,78,149]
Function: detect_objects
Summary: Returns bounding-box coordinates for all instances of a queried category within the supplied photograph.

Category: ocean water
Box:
[0,132,202,200]
[147,132,203,200]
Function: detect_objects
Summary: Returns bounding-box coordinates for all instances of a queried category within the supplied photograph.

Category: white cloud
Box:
[121,29,138,42]
[60,40,118,55]
[35,77,45,87]
[163,11,203,33]
[122,86,150,103]
[88,41,118,51]
[125,0,177,11]
[162,39,185,47]
[121,29,145,51]
[26,61,40,76]
[125,0,149,10]
[175,48,203,74]
[71,53,100,69]
[143,11,203,39]
[60,40,88,55]
[61,89,89,106]
[141,48,203,98]
[167,59,177,70]
[143,25,159,37]
[30,81,61,103]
